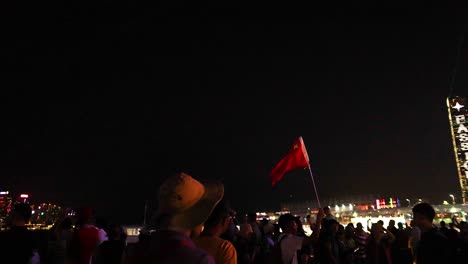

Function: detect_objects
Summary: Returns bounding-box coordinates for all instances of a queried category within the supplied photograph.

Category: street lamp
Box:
[406,199,411,207]
[449,194,455,205]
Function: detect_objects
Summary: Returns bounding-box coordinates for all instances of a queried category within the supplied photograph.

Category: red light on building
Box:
[356,205,369,211]
[379,199,386,209]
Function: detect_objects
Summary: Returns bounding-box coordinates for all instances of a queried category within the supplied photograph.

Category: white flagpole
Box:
[299,136,321,208]
[307,164,321,208]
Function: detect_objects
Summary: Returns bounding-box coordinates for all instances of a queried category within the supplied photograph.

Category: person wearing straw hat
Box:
[144,172,224,264]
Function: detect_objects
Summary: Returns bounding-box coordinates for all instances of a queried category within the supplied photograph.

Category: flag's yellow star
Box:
[293,144,299,149]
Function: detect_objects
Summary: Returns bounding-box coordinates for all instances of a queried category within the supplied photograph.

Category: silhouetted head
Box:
[440,221,446,228]
[412,203,436,230]
[76,206,95,225]
[278,213,297,234]
[356,222,363,230]
[107,223,124,240]
[247,213,257,223]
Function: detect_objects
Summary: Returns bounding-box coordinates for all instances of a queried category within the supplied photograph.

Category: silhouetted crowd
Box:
[1,173,468,264]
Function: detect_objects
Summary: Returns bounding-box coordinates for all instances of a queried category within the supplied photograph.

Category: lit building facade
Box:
[0,190,63,229]
[280,196,468,226]
[280,194,382,217]
[0,191,13,224]
[447,96,468,204]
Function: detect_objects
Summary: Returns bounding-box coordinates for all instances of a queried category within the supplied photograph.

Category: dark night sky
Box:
[1,3,467,224]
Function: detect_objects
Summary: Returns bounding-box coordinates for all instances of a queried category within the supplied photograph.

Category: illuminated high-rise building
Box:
[18,193,30,204]
[0,191,13,220]
[447,96,468,204]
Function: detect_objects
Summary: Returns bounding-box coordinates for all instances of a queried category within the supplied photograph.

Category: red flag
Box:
[270,136,310,186]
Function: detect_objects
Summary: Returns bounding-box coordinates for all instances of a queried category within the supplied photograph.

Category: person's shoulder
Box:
[78,225,99,231]
[220,238,236,250]
[424,228,448,242]
[283,234,304,244]
[186,242,213,254]
[77,225,100,234]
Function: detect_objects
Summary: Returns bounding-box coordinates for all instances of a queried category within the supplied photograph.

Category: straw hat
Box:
[157,172,224,229]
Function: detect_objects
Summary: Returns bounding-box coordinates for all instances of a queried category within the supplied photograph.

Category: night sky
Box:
[1,3,466,224]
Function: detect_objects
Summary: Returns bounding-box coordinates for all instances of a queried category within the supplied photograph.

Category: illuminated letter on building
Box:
[458,124,468,133]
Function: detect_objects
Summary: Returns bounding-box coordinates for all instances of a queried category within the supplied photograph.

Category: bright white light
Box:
[303,225,312,236]
[351,216,406,228]
[452,102,465,111]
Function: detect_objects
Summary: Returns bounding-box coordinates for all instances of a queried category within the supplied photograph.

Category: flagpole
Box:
[307,164,321,208]
[300,136,322,208]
